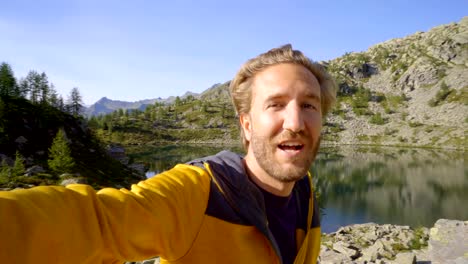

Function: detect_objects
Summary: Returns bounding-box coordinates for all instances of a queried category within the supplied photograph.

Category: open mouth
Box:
[278,143,304,151]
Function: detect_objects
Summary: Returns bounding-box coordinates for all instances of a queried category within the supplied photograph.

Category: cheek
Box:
[257,113,282,134]
[306,114,322,133]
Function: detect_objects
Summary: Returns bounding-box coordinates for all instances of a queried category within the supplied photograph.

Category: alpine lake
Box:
[127,144,467,233]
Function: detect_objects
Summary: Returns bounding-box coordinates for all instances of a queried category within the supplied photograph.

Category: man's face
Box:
[241,63,322,183]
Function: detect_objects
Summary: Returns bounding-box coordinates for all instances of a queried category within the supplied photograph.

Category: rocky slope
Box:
[323,16,467,149]
[126,219,468,264]
[91,17,467,150]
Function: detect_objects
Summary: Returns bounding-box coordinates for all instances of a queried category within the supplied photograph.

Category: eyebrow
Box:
[304,92,321,102]
[265,92,321,103]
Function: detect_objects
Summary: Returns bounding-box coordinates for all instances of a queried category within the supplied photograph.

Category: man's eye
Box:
[303,103,317,110]
[268,103,283,109]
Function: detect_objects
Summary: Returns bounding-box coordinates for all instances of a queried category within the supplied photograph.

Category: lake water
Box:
[127,145,467,233]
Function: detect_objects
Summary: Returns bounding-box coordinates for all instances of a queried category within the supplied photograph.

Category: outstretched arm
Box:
[0,164,210,264]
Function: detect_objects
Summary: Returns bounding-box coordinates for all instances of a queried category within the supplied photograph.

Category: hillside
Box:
[0,96,145,189]
[323,16,467,148]
[84,91,201,117]
[93,18,467,150]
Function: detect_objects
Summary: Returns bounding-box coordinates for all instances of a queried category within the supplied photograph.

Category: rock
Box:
[60,178,88,186]
[428,219,468,264]
[318,248,351,264]
[129,163,146,174]
[59,173,80,179]
[359,240,385,262]
[107,145,129,165]
[15,136,28,144]
[0,153,14,166]
[391,252,416,264]
[332,241,359,259]
[25,165,45,176]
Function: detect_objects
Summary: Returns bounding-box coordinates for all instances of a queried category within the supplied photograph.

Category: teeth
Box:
[280,143,302,147]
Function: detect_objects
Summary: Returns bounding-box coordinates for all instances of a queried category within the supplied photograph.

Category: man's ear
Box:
[239,113,252,141]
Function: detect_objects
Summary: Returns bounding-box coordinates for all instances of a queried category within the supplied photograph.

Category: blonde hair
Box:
[229,44,337,149]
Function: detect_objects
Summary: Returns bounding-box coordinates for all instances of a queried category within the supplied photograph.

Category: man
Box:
[0,44,336,264]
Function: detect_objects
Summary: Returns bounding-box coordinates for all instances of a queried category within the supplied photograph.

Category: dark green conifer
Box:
[48,129,75,174]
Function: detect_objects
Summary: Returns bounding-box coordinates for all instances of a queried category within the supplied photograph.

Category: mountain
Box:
[321,16,467,148]
[84,97,162,116]
[91,17,467,150]
[85,92,201,117]
[200,82,231,101]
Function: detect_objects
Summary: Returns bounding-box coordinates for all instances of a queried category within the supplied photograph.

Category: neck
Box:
[243,157,295,197]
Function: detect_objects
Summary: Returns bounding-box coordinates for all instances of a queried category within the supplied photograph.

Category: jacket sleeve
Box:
[0,164,211,264]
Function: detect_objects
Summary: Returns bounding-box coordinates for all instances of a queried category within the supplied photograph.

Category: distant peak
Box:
[97,97,110,103]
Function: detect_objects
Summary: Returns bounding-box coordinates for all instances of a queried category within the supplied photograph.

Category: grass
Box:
[369,113,387,125]
[409,227,429,250]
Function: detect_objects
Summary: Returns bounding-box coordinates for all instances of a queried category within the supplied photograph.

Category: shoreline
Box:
[126,219,467,264]
[122,141,466,151]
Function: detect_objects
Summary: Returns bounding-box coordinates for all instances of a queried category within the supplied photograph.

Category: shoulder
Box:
[141,164,212,196]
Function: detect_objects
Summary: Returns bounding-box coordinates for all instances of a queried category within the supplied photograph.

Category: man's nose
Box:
[282,104,305,132]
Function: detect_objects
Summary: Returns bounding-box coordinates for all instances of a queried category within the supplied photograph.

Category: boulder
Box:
[428,219,468,264]
[60,178,88,186]
[0,153,14,166]
[25,165,45,176]
[332,241,359,259]
[318,248,351,264]
[15,136,28,144]
[129,163,147,174]
[391,252,416,264]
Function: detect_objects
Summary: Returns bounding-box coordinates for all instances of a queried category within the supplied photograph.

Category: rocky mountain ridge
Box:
[90,17,467,149]
[323,16,467,149]
[84,91,201,117]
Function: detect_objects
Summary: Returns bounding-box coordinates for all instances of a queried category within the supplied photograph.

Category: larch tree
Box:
[48,129,75,175]
[67,87,83,117]
[0,62,18,97]
[12,151,25,177]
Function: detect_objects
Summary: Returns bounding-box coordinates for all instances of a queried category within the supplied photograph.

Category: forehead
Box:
[251,63,320,100]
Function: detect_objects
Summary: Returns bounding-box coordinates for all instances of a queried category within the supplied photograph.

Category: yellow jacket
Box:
[0,151,321,264]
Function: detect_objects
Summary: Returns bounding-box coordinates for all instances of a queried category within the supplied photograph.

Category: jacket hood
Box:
[187,150,266,223]
[187,150,282,259]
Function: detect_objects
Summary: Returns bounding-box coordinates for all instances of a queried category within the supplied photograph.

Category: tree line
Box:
[0,128,75,186]
[0,62,83,117]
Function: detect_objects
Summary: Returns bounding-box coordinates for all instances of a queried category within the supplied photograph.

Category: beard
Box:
[250,130,321,183]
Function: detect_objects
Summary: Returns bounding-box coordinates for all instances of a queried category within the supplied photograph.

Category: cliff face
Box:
[323,17,467,149]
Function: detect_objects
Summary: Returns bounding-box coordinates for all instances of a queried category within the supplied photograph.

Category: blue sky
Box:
[1,0,466,105]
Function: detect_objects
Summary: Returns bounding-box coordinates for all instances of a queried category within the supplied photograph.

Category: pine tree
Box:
[12,151,25,177]
[48,83,59,107]
[0,159,11,184]
[25,70,42,103]
[67,87,83,117]
[0,62,17,97]
[48,129,75,174]
[39,72,50,104]
[17,78,29,98]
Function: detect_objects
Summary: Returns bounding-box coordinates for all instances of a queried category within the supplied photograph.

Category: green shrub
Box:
[408,122,423,128]
[384,128,398,135]
[369,113,386,125]
[401,112,409,121]
[428,82,453,107]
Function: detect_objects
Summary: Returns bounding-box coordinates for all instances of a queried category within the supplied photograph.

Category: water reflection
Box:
[127,144,243,177]
[314,146,467,232]
[128,145,467,233]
